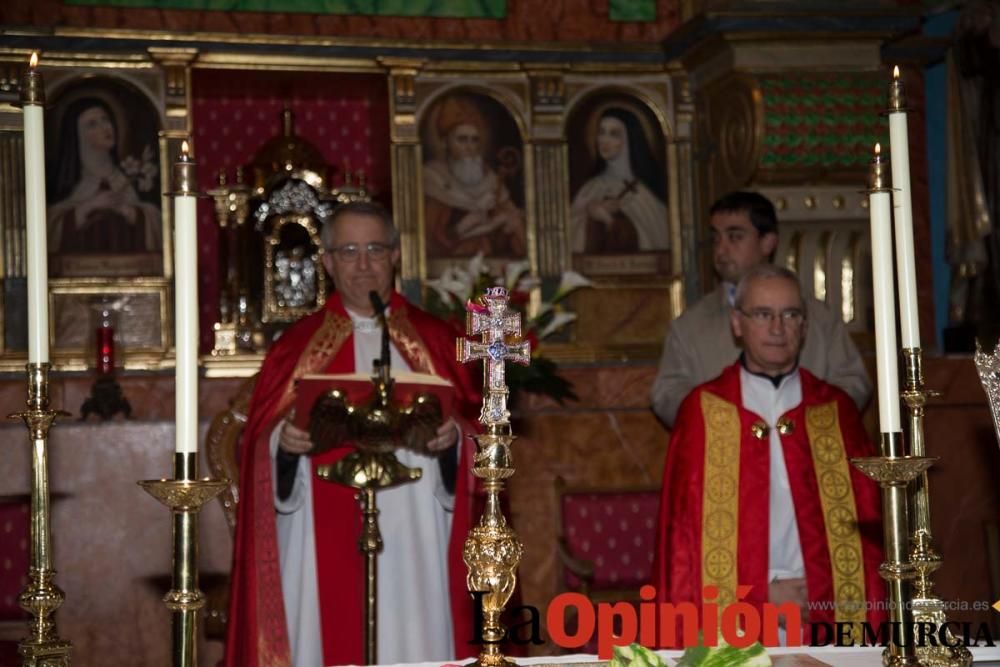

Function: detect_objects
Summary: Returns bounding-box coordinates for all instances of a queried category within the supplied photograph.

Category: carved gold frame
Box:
[0,47,192,371]
[262,213,328,324]
[399,64,693,362]
[46,277,171,372]
[0,33,697,371]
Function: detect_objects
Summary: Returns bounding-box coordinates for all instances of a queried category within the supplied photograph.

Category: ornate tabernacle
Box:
[457,286,530,667]
[207,108,372,358]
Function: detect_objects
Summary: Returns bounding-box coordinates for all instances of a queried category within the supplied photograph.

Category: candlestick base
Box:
[853,449,932,667]
[17,637,73,667]
[8,363,74,665]
[139,470,227,667]
[80,376,132,421]
[899,348,972,667]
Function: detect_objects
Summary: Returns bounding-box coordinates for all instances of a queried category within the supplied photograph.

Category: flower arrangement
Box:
[424,253,591,405]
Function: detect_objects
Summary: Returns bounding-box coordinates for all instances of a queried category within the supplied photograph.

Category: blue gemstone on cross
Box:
[487,340,508,361]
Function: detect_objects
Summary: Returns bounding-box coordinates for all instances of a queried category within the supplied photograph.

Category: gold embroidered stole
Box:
[274,311,354,419]
[804,401,867,627]
[700,391,742,608]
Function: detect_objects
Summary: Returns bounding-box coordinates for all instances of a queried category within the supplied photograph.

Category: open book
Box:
[293,371,455,432]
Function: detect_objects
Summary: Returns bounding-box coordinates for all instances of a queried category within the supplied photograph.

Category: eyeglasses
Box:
[738,307,805,327]
[328,242,392,263]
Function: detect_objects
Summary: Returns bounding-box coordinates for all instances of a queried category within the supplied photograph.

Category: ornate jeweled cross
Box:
[456,286,530,428]
[456,285,528,667]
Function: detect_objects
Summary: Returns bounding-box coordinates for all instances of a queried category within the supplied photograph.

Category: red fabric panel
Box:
[190,69,390,351]
[561,489,659,590]
[0,499,29,621]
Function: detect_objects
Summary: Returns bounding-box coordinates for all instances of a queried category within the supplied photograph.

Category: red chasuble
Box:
[653,363,885,641]
[224,291,482,667]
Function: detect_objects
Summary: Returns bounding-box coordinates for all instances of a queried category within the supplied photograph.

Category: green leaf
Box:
[506,356,577,405]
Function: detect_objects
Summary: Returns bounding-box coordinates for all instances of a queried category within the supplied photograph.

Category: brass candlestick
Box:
[138,138,227,667]
[853,443,932,667]
[901,348,972,666]
[457,286,530,667]
[139,454,227,667]
[8,363,72,666]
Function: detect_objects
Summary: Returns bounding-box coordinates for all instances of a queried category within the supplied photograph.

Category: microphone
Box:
[369,291,391,381]
[369,290,386,316]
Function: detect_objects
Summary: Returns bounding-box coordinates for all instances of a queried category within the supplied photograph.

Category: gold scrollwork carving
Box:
[705,73,762,192]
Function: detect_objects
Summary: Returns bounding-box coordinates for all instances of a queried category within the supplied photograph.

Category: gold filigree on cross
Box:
[456,286,531,427]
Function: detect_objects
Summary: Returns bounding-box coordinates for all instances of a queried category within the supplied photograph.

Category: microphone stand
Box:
[312,291,442,663]
[370,291,391,386]
[316,291,422,665]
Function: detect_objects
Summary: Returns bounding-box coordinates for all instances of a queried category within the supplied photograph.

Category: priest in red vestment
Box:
[653,264,885,644]
[225,201,482,667]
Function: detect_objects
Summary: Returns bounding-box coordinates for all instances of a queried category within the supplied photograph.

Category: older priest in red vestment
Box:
[653,265,885,643]
[225,202,481,667]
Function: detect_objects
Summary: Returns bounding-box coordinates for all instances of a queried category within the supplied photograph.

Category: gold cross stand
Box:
[457,286,531,667]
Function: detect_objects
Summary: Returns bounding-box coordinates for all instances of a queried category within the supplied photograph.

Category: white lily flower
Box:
[467,252,487,280]
[538,311,578,339]
[552,271,592,302]
[448,277,473,300]
[515,275,541,293]
[424,279,455,307]
[504,260,531,290]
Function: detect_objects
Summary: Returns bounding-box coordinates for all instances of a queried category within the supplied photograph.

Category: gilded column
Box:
[528,71,568,277]
[383,58,425,296]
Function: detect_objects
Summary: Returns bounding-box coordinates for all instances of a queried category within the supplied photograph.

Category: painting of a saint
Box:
[46,78,163,277]
[568,97,669,269]
[421,92,526,263]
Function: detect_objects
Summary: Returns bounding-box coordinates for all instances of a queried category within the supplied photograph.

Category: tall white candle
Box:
[868,144,901,433]
[22,53,48,364]
[887,66,920,349]
[173,141,199,455]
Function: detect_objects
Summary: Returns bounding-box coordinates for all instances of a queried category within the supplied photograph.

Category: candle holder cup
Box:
[139,454,227,667]
[80,298,132,421]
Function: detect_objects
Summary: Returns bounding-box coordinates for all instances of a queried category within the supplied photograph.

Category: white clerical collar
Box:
[739,353,799,390]
[345,307,389,333]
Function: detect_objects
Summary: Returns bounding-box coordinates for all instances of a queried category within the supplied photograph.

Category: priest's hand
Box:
[769,577,809,627]
[425,417,460,453]
[279,419,314,455]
